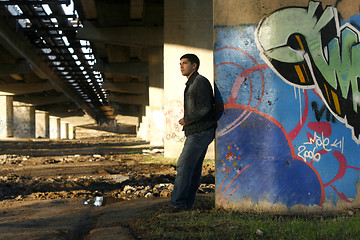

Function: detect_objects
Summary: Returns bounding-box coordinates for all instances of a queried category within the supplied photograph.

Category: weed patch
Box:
[131,196,360,240]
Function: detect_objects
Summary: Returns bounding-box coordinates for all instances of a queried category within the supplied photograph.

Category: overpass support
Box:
[137,47,164,146]
[61,122,69,139]
[50,116,61,139]
[138,107,150,141]
[214,0,360,211]
[68,124,74,139]
[148,47,164,146]
[163,0,214,158]
[35,111,49,138]
[13,102,35,138]
[0,95,13,138]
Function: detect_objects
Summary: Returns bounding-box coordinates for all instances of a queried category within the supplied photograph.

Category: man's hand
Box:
[178,118,186,126]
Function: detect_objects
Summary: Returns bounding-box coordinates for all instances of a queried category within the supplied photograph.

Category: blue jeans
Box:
[171,127,215,209]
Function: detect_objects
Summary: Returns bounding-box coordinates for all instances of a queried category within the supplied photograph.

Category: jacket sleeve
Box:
[184,76,214,125]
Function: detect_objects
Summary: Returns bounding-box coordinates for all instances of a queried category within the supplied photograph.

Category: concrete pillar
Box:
[164,0,214,158]
[49,116,61,139]
[35,110,49,138]
[138,106,151,141]
[0,95,13,138]
[13,101,35,138]
[68,124,74,139]
[148,47,165,146]
[61,122,69,139]
[72,126,76,139]
[214,0,360,211]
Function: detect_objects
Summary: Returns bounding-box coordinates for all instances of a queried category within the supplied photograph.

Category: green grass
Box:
[131,196,360,240]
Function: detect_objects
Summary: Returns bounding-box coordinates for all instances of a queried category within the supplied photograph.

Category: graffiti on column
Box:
[14,123,30,138]
[215,1,360,208]
[164,99,185,142]
[256,1,360,143]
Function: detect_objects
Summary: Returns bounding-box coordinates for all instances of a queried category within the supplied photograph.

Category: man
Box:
[170,53,217,210]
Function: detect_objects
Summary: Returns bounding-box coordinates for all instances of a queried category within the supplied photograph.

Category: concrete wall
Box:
[164,0,215,158]
[214,0,360,211]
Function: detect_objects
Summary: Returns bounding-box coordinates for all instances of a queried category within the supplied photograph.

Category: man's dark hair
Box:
[180,53,200,71]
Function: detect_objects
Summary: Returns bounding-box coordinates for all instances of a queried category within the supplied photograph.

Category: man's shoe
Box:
[166,204,187,213]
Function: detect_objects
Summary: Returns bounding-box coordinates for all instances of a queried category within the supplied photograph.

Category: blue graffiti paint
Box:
[217,108,322,206]
[215,24,360,207]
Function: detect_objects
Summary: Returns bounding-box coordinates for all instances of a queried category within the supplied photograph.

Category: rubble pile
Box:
[0,154,29,165]
[0,153,215,202]
[0,172,215,201]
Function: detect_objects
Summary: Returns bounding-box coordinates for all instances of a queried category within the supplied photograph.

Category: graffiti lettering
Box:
[331,138,343,149]
[256,1,360,142]
[304,132,331,151]
[298,145,321,162]
[311,102,336,122]
[297,131,344,162]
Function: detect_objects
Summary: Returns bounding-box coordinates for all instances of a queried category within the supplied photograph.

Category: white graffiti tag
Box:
[297,132,344,162]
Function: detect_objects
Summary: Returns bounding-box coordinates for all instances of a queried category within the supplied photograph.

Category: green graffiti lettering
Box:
[256,1,360,141]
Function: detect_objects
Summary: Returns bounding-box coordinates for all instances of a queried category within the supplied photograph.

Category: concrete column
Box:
[0,95,13,138]
[72,126,76,139]
[148,47,165,146]
[214,0,360,211]
[13,101,35,138]
[137,106,151,141]
[61,122,69,139]
[49,116,61,139]
[163,0,214,158]
[68,124,74,139]
[35,110,49,138]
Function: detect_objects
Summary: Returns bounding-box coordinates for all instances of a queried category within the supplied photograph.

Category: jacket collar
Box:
[185,71,199,86]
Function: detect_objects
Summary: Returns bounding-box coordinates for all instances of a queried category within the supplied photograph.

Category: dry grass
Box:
[131,195,360,240]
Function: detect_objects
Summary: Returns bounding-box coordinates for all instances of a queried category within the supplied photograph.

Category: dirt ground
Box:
[0,135,215,239]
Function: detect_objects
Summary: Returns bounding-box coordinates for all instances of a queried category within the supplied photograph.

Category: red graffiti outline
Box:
[215,48,268,138]
[330,185,351,203]
[215,47,326,206]
[215,62,253,107]
[218,164,250,202]
[323,151,347,187]
[223,102,325,205]
[215,47,266,108]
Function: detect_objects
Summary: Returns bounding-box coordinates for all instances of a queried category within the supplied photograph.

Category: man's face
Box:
[180,58,197,77]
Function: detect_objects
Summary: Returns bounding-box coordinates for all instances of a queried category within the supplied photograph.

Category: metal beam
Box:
[93,62,148,77]
[0,0,70,5]
[77,25,163,47]
[0,17,96,118]
[10,14,77,19]
[0,82,54,95]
